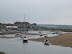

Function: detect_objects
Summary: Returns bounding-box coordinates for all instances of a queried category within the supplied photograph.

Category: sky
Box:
[0,0,72,25]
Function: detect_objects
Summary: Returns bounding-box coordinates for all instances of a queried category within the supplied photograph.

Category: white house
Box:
[3,24,18,30]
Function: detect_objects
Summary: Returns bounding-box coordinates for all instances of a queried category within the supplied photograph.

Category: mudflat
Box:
[30,33,72,47]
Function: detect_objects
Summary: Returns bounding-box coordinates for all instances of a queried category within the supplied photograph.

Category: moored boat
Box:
[23,37,28,43]
[39,32,43,36]
[44,39,49,45]
[15,33,22,37]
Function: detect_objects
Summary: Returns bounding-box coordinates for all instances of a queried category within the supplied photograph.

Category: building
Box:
[3,24,18,30]
[0,25,5,31]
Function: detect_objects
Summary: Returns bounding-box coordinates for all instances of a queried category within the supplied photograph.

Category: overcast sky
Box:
[0,0,72,25]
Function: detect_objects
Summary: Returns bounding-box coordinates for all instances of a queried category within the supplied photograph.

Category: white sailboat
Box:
[22,14,28,43]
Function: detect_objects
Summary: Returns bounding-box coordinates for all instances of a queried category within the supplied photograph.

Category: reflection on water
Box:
[0,38,72,54]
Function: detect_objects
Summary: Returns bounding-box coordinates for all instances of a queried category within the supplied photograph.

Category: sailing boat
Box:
[22,14,28,43]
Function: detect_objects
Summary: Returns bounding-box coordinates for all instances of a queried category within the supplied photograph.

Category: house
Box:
[14,22,31,31]
[3,24,18,30]
[0,23,5,31]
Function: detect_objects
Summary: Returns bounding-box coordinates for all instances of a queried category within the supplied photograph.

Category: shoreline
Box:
[29,33,72,47]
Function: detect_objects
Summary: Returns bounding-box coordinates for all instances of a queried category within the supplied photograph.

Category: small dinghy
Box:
[39,32,43,36]
[23,37,28,43]
[40,34,43,36]
[44,39,49,45]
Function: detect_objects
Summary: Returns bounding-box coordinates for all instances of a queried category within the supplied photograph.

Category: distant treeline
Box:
[47,28,72,32]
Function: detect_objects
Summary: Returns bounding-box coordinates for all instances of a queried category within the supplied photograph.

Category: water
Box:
[0,31,59,38]
[0,34,58,39]
[0,38,72,54]
[0,31,72,54]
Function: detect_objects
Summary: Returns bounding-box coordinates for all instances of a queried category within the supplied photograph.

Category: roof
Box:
[3,24,17,26]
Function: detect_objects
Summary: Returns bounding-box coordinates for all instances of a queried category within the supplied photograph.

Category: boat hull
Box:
[23,40,28,43]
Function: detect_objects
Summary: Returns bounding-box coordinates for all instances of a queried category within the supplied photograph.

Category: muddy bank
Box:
[1,31,21,35]
[0,37,15,38]
[29,33,72,47]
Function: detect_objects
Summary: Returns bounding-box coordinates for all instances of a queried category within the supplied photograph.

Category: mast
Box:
[24,14,26,31]
[24,14,25,24]
[24,14,28,33]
